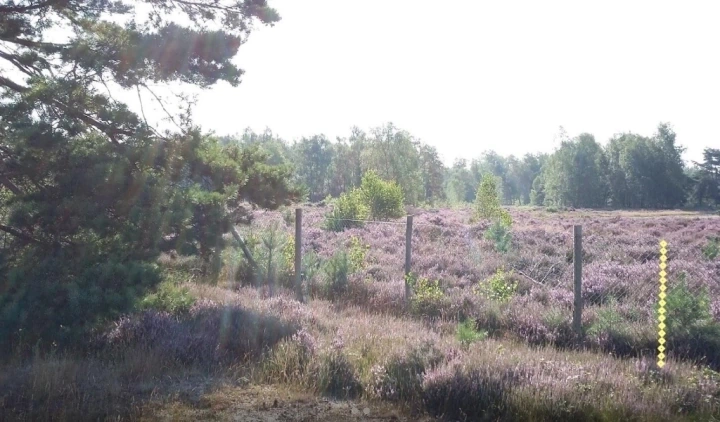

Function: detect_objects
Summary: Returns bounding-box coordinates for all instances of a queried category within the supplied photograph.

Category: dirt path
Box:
[142,384,435,422]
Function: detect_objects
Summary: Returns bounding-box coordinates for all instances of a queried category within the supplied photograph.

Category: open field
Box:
[2,207,720,421]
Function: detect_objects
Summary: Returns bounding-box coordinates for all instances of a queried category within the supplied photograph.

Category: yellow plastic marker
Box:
[658,240,668,368]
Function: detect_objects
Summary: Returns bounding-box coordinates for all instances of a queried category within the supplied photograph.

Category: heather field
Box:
[3,207,720,421]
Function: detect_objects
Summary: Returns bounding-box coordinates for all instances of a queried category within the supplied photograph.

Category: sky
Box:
[186,0,719,165]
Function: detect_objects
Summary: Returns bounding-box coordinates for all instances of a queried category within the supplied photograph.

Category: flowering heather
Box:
[103,302,298,365]
[247,207,720,362]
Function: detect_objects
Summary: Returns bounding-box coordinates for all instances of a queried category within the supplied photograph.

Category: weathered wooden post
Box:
[573,225,583,339]
[405,215,413,304]
[295,208,303,303]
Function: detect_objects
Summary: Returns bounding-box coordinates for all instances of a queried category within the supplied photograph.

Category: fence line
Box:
[237,207,689,351]
[321,216,473,228]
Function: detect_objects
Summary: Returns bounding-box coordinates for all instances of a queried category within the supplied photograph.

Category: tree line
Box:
[225,122,720,210]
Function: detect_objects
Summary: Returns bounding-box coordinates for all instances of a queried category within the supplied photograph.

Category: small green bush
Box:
[281,234,295,285]
[281,206,295,226]
[233,224,290,288]
[301,251,323,284]
[675,323,720,368]
[587,303,624,338]
[359,170,405,220]
[702,237,720,260]
[324,190,368,231]
[138,280,196,315]
[475,268,517,303]
[322,250,350,297]
[484,221,512,253]
[455,319,487,347]
[409,274,446,317]
[1,255,162,355]
[474,174,512,226]
[663,274,711,337]
[348,235,370,272]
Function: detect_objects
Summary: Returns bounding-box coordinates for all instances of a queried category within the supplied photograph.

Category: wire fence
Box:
[231,207,719,352]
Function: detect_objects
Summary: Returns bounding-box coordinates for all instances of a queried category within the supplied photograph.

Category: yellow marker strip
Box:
[658,240,668,368]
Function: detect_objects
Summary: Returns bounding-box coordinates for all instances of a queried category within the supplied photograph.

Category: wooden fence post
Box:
[573,225,583,339]
[295,208,303,303]
[405,215,413,304]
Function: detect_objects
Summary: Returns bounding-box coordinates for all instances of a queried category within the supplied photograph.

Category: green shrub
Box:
[301,251,323,285]
[674,323,720,369]
[455,319,487,347]
[359,171,405,220]
[475,268,517,303]
[484,221,512,253]
[409,274,446,317]
[281,234,295,278]
[348,235,370,272]
[586,301,655,356]
[138,280,196,315]
[237,222,293,290]
[474,174,512,226]
[702,237,720,260]
[281,206,295,226]
[322,250,350,297]
[324,190,368,231]
[1,254,161,355]
[587,303,625,338]
[663,274,711,338]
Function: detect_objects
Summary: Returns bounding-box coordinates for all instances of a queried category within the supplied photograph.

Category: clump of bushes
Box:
[358,170,405,220]
[324,190,369,231]
[324,171,404,231]
[321,250,350,298]
[584,303,642,355]
[456,319,487,347]
[103,302,298,365]
[348,235,370,272]
[302,237,368,301]
[473,173,512,226]
[659,274,720,367]
[663,275,711,337]
[408,274,447,318]
[1,255,162,356]
[474,173,513,253]
[137,280,196,315]
[232,222,295,290]
[475,268,517,303]
[702,237,720,260]
[484,221,512,253]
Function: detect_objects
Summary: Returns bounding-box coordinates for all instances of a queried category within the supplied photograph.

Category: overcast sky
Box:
[188,0,719,165]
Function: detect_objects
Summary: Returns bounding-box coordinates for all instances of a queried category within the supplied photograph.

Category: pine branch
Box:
[0,75,134,140]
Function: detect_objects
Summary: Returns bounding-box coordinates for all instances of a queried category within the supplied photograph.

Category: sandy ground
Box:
[141,384,436,422]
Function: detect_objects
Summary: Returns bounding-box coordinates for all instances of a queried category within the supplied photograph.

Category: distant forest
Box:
[221,122,720,209]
